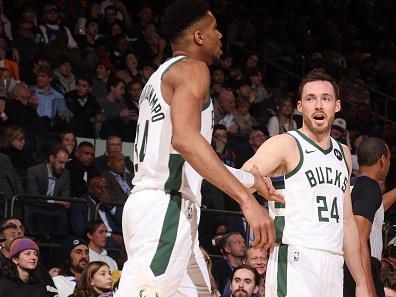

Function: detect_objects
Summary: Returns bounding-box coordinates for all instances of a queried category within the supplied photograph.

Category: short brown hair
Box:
[298,68,339,101]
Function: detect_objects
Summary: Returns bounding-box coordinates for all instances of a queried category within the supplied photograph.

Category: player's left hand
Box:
[251,165,284,203]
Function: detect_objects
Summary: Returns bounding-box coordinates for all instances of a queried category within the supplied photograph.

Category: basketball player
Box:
[344,137,391,297]
[242,68,370,296]
[115,1,282,296]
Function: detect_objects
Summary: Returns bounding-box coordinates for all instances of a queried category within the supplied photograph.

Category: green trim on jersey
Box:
[160,56,187,80]
[164,154,185,193]
[202,97,212,111]
[285,133,304,179]
[296,130,333,155]
[150,192,182,276]
[277,244,288,297]
[275,216,285,243]
[336,141,350,175]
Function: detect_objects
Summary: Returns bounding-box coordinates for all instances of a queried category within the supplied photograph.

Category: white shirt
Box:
[89,248,118,272]
[52,275,76,297]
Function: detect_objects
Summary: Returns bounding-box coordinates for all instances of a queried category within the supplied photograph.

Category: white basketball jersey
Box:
[370,203,384,261]
[132,56,214,205]
[269,130,349,254]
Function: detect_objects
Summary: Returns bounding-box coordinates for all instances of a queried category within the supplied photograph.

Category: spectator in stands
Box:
[248,68,273,125]
[76,19,101,58]
[210,66,225,99]
[109,33,131,71]
[99,76,135,140]
[339,64,371,108]
[233,98,256,135]
[69,177,123,249]
[91,60,112,103]
[25,145,70,198]
[53,56,76,95]
[124,79,141,117]
[267,97,297,137]
[66,141,100,197]
[52,237,89,297]
[0,237,55,297]
[94,135,133,173]
[34,66,70,129]
[331,118,352,149]
[0,67,16,95]
[382,270,396,297]
[213,232,246,293]
[58,131,77,157]
[139,63,155,85]
[39,4,78,49]
[101,152,133,204]
[0,217,24,261]
[212,124,238,168]
[0,126,35,180]
[65,75,100,138]
[116,53,140,84]
[74,1,101,36]
[13,20,40,84]
[100,5,120,37]
[213,89,238,133]
[236,129,268,167]
[223,246,267,296]
[86,220,118,272]
[0,45,19,81]
[0,153,23,216]
[129,4,154,40]
[229,264,260,297]
[69,261,113,297]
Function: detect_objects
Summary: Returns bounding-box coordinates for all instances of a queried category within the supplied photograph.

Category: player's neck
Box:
[359,167,380,181]
[299,128,331,150]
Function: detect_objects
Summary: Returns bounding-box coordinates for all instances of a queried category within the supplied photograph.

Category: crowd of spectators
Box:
[0,0,395,296]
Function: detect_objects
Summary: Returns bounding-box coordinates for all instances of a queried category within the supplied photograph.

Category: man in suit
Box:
[0,153,24,218]
[66,141,100,197]
[94,135,134,173]
[25,145,71,237]
[69,176,123,249]
[101,151,133,204]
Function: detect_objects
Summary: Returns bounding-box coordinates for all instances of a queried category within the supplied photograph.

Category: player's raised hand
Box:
[250,165,284,203]
[240,195,275,251]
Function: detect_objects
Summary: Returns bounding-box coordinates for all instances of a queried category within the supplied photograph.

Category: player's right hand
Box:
[251,165,284,204]
[240,195,275,250]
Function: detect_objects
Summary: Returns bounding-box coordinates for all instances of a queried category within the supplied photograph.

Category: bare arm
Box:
[342,145,371,297]
[354,215,377,296]
[383,188,396,211]
[168,61,274,249]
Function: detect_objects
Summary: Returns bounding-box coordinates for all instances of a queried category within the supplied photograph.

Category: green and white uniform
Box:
[265,130,349,297]
[116,56,214,297]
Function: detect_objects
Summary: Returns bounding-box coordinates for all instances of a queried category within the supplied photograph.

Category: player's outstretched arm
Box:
[342,145,372,297]
[167,60,274,249]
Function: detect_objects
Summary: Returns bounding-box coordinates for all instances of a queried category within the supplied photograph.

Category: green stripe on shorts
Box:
[277,244,288,297]
[150,192,182,276]
[274,216,285,243]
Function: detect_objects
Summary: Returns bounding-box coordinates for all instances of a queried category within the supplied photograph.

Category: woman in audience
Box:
[0,237,53,297]
[58,131,77,157]
[267,97,297,137]
[69,261,113,297]
[0,125,35,179]
[115,53,140,85]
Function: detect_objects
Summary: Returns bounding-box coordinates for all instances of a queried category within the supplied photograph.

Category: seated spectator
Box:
[69,261,113,297]
[76,19,101,58]
[267,97,297,137]
[115,53,140,85]
[229,264,260,297]
[213,89,238,133]
[0,67,16,95]
[91,60,112,106]
[139,63,155,85]
[34,66,70,129]
[69,177,122,246]
[233,98,256,135]
[0,217,24,262]
[237,129,267,166]
[210,66,225,99]
[0,126,36,180]
[330,118,352,150]
[101,151,133,204]
[64,76,100,138]
[382,270,396,297]
[213,232,246,293]
[58,131,77,157]
[52,237,89,297]
[223,246,267,296]
[124,79,141,122]
[52,56,76,95]
[248,68,273,125]
[86,220,118,272]
[0,153,23,216]
[39,4,78,49]
[0,46,19,81]
[25,145,70,198]
[66,141,100,197]
[212,125,238,168]
[0,237,55,297]
[99,76,136,140]
[95,135,133,173]
[74,2,101,36]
